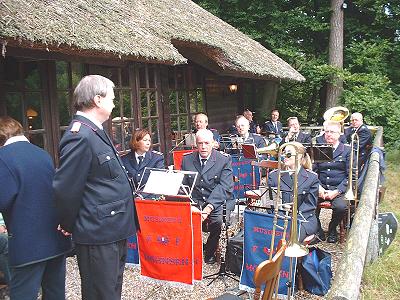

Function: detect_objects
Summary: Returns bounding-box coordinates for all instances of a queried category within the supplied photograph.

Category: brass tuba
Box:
[323,106,349,133]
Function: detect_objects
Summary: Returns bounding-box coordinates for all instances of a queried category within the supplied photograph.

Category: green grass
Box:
[360,149,400,299]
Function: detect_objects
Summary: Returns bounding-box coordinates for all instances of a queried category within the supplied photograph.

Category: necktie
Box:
[201,158,207,170]
[274,122,278,133]
[138,156,144,167]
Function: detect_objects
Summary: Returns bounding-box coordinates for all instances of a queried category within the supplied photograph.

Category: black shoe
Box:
[317,230,326,242]
[327,231,338,243]
[205,255,216,265]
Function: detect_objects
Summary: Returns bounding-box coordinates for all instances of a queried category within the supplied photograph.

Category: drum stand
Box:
[204,203,239,287]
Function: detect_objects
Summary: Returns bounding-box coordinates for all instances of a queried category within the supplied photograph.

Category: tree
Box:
[326,0,345,108]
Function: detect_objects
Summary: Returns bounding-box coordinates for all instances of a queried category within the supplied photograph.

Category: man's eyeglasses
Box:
[325,130,340,134]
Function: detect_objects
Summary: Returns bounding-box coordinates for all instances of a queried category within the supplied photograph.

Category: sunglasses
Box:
[283,152,294,158]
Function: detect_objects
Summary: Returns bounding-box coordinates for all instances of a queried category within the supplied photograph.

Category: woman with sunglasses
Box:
[121,129,164,192]
[267,142,321,244]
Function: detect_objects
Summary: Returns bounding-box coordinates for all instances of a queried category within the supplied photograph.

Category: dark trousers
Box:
[316,194,347,233]
[75,239,127,300]
[10,254,66,300]
[202,210,223,258]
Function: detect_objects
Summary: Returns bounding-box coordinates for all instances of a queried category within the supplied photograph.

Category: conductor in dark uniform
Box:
[53,75,136,300]
[263,109,283,136]
[121,128,164,191]
[181,129,234,264]
[344,112,372,168]
[313,121,351,243]
[268,142,320,243]
[283,117,311,144]
[235,115,266,149]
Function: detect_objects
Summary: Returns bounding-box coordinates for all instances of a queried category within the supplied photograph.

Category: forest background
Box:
[194,0,400,148]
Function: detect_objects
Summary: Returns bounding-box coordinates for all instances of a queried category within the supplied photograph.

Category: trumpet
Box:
[256,141,279,157]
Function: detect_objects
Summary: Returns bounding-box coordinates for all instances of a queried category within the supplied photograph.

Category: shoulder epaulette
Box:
[120,150,131,158]
[152,150,163,156]
[183,151,195,156]
[269,169,278,174]
[70,122,81,133]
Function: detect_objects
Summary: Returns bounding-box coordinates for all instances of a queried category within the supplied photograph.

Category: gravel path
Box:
[65,209,343,299]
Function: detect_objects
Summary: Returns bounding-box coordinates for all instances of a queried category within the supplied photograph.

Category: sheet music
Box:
[143,170,184,195]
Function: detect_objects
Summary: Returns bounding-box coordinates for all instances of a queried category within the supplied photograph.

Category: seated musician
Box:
[243,109,261,134]
[344,112,372,168]
[284,117,311,144]
[193,113,220,148]
[263,109,284,137]
[181,129,234,264]
[268,142,320,243]
[235,115,266,149]
[121,128,164,191]
[313,120,351,243]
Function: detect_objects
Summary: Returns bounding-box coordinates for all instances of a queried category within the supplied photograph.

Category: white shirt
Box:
[135,152,146,165]
[4,135,30,146]
[198,153,211,166]
[76,111,103,130]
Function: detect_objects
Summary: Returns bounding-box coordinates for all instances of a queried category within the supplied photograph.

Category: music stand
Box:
[306,144,334,163]
[136,168,198,202]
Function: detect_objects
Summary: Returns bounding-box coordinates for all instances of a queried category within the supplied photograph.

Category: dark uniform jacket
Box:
[53,115,136,245]
[263,120,283,136]
[244,133,266,149]
[181,149,234,213]
[0,141,72,267]
[121,150,164,189]
[315,133,347,144]
[268,167,320,237]
[284,131,312,144]
[313,142,351,194]
[344,124,372,166]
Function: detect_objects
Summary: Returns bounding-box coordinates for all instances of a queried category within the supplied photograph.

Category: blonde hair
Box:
[284,142,312,170]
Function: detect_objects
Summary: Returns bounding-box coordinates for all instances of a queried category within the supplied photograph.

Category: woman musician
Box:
[268,142,320,243]
[121,129,164,192]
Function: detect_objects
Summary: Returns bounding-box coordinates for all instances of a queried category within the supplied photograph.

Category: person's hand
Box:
[318,186,326,199]
[57,224,71,236]
[0,225,7,234]
[324,190,340,200]
[201,206,213,222]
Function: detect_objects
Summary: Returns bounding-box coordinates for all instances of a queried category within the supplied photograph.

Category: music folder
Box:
[306,144,333,162]
[241,143,258,160]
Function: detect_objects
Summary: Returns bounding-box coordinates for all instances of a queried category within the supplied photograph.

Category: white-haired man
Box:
[313,121,351,243]
[344,112,372,167]
[235,115,266,149]
[181,129,233,264]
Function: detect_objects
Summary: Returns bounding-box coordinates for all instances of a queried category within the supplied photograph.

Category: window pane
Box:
[111,91,122,120]
[58,91,72,127]
[149,91,157,116]
[178,91,187,113]
[140,90,149,118]
[29,133,44,149]
[25,92,43,130]
[169,91,177,113]
[5,93,23,123]
[24,62,41,90]
[151,119,159,145]
[71,62,84,87]
[121,90,132,118]
[56,61,68,90]
[179,116,188,132]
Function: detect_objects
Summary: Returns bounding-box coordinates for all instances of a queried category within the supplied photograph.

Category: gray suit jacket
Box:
[181,149,234,212]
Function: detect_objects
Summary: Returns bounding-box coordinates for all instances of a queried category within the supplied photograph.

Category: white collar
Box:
[199,153,211,162]
[4,135,29,146]
[76,111,103,130]
[135,152,146,160]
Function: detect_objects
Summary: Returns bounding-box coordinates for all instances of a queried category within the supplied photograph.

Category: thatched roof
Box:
[0,0,305,81]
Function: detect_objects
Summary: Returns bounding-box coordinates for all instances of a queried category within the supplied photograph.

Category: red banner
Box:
[192,210,203,281]
[136,200,201,285]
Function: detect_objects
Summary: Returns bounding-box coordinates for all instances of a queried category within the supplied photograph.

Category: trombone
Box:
[344,132,360,230]
[268,142,309,259]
